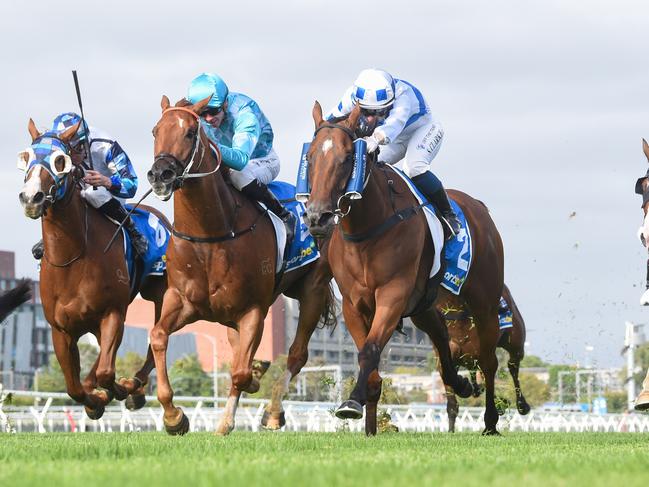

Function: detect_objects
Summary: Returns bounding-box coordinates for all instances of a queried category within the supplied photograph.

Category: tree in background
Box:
[167,354,212,397]
[38,343,98,393]
[520,355,548,368]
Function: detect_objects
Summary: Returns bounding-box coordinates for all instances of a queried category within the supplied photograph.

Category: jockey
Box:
[186,72,296,242]
[326,68,461,235]
[31,112,148,259]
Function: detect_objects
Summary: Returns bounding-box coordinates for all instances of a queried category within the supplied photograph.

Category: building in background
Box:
[0,251,49,389]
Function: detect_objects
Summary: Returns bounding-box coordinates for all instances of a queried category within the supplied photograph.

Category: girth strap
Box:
[341,202,431,243]
[171,208,268,244]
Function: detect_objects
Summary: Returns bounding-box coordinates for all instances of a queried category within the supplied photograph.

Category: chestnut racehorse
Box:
[0,280,32,323]
[18,120,168,418]
[440,283,530,432]
[147,96,334,435]
[304,102,505,435]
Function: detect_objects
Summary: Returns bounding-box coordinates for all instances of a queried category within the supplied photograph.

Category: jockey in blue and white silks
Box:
[186,72,296,241]
[31,112,148,259]
[326,68,461,234]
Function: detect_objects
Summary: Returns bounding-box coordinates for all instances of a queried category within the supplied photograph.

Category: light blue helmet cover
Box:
[187,73,229,108]
[51,112,88,147]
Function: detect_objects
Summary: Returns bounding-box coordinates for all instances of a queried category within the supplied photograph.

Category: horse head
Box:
[18,119,82,219]
[303,101,363,238]
[148,95,213,201]
[636,139,649,247]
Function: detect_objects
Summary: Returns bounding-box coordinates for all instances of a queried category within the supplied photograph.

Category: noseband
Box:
[153,107,222,188]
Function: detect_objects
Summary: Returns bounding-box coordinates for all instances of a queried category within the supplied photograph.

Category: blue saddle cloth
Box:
[441,199,472,295]
[123,206,171,293]
[268,181,320,273]
[498,296,514,330]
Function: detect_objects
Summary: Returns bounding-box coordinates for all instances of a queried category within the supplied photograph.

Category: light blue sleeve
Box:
[218,107,260,171]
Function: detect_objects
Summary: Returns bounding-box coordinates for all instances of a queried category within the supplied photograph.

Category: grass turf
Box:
[0,432,648,486]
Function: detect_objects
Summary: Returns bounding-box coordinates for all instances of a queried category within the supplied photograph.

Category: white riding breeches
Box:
[80,185,114,208]
[229,148,281,190]
[377,114,444,178]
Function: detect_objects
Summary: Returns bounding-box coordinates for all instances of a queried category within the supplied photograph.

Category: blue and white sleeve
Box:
[324,86,356,121]
[106,141,138,199]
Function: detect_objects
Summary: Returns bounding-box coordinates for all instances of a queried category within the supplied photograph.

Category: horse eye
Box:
[152,126,158,137]
[185,130,196,140]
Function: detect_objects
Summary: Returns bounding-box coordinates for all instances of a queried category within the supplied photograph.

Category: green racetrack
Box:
[1,432,648,486]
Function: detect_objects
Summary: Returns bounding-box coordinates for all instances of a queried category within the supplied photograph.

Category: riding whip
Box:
[103,188,153,254]
[71,71,96,188]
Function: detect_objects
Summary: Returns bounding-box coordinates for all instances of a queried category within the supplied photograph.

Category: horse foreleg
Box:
[475,312,501,435]
[51,327,104,417]
[263,287,328,430]
[446,386,459,433]
[95,310,128,402]
[82,354,100,395]
[151,291,190,435]
[215,309,265,436]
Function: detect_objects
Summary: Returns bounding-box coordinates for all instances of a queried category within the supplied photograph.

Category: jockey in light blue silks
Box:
[186,73,296,242]
[326,68,461,234]
[31,112,148,259]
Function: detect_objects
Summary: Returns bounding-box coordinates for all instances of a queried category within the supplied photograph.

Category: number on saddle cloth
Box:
[295,139,367,203]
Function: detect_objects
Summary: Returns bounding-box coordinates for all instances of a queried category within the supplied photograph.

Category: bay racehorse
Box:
[17,119,168,418]
[440,283,529,432]
[633,138,649,410]
[0,280,32,323]
[147,96,335,435]
[304,102,505,435]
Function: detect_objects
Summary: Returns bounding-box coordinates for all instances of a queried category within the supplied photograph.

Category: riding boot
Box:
[241,179,296,244]
[98,198,149,257]
[32,240,44,260]
[411,172,461,237]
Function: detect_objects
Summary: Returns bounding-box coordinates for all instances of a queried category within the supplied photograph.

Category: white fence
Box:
[2,387,649,434]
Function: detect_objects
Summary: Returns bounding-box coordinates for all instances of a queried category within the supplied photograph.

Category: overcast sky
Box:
[1,0,648,368]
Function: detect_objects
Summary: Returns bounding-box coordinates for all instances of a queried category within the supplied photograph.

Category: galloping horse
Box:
[147,96,334,435]
[0,280,32,323]
[440,284,529,432]
[304,102,505,435]
[17,120,168,418]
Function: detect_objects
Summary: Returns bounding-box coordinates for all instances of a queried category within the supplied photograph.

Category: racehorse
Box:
[439,283,529,432]
[0,280,32,323]
[304,102,505,435]
[17,119,168,418]
[633,138,649,410]
[147,96,335,435]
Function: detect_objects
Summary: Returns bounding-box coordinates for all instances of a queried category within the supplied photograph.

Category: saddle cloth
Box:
[123,206,170,293]
[441,199,473,295]
[266,181,320,274]
[498,296,514,330]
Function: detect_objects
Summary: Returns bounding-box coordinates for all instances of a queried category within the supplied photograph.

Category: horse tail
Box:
[319,280,338,329]
[0,280,32,323]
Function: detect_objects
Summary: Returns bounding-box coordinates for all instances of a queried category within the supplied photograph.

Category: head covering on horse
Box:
[186,73,274,171]
[51,112,88,148]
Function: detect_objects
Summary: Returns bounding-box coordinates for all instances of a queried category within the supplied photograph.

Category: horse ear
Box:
[190,95,212,114]
[59,121,82,143]
[643,138,649,162]
[347,103,362,131]
[27,118,41,141]
[312,101,324,128]
[161,95,171,112]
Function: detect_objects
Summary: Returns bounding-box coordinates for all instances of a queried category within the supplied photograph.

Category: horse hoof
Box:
[472,385,483,398]
[261,409,285,430]
[113,383,129,401]
[481,428,502,436]
[517,400,531,415]
[85,404,105,420]
[455,377,474,399]
[164,410,190,436]
[214,421,234,436]
[125,393,147,411]
[335,400,363,420]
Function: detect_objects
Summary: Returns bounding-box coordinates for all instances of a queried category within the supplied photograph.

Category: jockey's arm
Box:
[372,93,412,145]
[217,108,261,171]
[102,141,138,199]
[325,86,355,121]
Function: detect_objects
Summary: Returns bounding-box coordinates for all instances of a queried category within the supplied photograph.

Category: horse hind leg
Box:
[506,348,531,415]
[446,386,459,433]
[474,312,501,435]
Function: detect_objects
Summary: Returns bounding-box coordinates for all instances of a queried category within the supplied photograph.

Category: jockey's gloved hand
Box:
[364,135,380,153]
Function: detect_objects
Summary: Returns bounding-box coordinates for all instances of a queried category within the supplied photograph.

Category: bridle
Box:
[312,123,373,219]
[153,107,222,189]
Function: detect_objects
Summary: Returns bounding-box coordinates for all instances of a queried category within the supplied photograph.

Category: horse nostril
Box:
[32,192,44,204]
[18,192,26,205]
[147,170,156,184]
[161,169,176,183]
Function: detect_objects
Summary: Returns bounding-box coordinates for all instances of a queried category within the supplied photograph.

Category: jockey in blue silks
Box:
[186,72,296,242]
[31,112,148,259]
[326,68,461,235]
